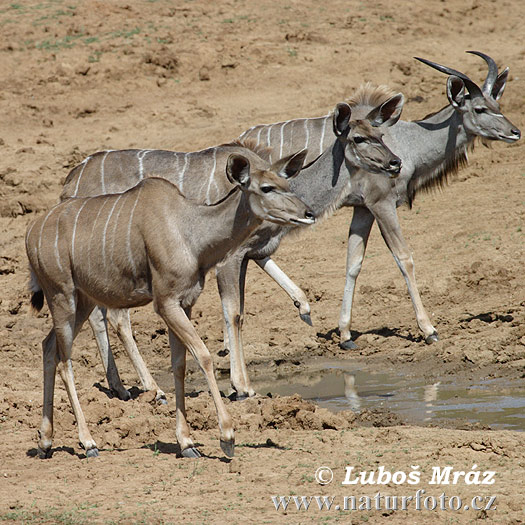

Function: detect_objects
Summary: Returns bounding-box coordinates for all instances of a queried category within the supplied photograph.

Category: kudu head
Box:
[333,98,403,178]
[415,51,521,143]
[225,150,316,226]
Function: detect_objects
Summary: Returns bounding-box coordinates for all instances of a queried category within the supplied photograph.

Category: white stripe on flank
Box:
[279,121,286,158]
[109,192,127,264]
[179,154,189,193]
[37,207,54,263]
[205,149,218,204]
[137,150,150,180]
[87,198,110,276]
[54,207,64,272]
[266,126,271,149]
[127,186,143,277]
[319,117,327,156]
[100,151,112,194]
[256,127,263,144]
[101,195,122,268]
[304,119,310,151]
[71,199,90,264]
[73,157,89,197]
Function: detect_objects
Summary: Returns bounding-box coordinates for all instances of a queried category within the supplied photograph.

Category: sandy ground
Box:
[0,0,524,523]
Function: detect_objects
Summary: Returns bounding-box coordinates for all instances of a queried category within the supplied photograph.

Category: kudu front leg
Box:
[158,299,234,457]
[372,203,438,344]
[106,308,167,404]
[216,257,255,399]
[338,206,376,349]
[168,313,200,458]
[254,257,312,326]
[88,307,130,401]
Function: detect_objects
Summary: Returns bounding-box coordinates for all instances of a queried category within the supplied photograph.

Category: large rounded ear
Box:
[333,102,352,136]
[226,154,251,187]
[447,76,466,109]
[272,148,308,179]
[366,93,405,127]
[491,67,508,100]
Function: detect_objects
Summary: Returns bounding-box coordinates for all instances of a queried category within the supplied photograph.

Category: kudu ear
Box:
[272,148,308,179]
[226,154,251,187]
[366,93,405,127]
[333,102,352,136]
[447,76,466,109]
[491,67,508,100]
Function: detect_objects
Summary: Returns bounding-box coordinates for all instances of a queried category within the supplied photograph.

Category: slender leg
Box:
[38,329,58,458]
[168,308,200,458]
[88,307,130,401]
[370,201,438,343]
[216,256,255,399]
[338,207,375,349]
[106,308,166,403]
[39,293,98,458]
[156,299,234,457]
[254,257,312,325]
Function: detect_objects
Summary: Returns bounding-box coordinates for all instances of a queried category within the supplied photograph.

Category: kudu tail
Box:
[29,270,44,313]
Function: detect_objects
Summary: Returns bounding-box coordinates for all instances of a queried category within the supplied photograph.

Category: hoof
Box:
[37,447,52,460]
[156,395,168,406]
[234,392,250,401]
[339,339,358,350]
[182,447,202,458]
[86,447,99,458]
[220,439,235,458]
[425,332,439,345]
[299,313,313,326]
[114,388,131,401]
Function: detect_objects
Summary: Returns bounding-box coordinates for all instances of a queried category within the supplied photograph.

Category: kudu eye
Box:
[261,185,274,194]
[354,136,366,144]
[474,107,485,114]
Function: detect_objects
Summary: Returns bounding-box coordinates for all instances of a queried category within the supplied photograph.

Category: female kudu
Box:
[26,143,314,459]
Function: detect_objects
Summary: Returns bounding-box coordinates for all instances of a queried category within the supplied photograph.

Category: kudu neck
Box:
[414,104,473,167]
[289,139,349,215]
[191,188,261,266]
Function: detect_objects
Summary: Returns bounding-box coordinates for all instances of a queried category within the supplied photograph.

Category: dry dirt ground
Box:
[1,0,524,523]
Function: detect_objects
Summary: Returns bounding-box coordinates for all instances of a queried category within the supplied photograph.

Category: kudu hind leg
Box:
[38,329,58,458]
[88,307,130,401]
[338,207,375,349]
[216,257,254,399]
[41,296,98,457]
[158,300,234,457]
[106,308,166,403]
[373,204,438,344]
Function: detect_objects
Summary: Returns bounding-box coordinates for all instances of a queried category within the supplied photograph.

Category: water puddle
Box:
[236,362,525,431]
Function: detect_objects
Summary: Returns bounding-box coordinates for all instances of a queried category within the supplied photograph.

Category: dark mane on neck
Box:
[406,141,477,208]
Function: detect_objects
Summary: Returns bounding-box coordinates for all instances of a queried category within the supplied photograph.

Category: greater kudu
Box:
[62,99,404,399]
[241,51,520,350]
[26,142,314,459]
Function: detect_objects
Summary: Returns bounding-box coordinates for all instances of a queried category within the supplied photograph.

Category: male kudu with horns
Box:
[239,51,520,353]
[27,143,315,459]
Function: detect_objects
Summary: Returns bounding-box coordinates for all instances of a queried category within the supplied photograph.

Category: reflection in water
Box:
[423,382,441,421]
[233,363,525,431]
[343,373,360,411]
[160,359,525,431]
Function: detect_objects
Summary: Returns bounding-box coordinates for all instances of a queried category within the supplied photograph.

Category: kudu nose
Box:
[511,128,521,139]
[304,210,315,222]
[389,158,401,170]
